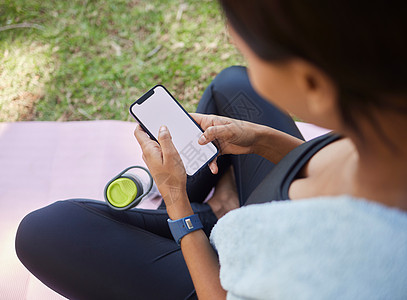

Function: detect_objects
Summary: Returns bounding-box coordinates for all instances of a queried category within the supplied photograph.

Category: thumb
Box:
[158,126,179,160]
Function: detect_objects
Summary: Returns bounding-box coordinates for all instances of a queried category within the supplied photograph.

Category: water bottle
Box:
[104,166,156,210]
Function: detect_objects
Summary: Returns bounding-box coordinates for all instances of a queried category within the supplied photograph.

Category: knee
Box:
[197,65,257,117]
[16,204,50,264]
[211,66,248,95]
[15,201,71,270]
[15,208,44,271]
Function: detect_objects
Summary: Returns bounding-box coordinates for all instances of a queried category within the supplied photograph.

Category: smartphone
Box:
[130,85,218,176]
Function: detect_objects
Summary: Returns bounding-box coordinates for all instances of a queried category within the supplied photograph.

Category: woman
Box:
[16,0,407,299]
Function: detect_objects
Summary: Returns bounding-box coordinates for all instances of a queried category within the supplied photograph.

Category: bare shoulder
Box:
[305,137,355,177]
[290,138,357,200]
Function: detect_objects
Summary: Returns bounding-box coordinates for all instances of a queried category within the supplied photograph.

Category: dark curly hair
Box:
[218,0,407,134]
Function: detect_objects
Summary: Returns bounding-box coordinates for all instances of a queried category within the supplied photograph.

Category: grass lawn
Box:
[0,0,245,122]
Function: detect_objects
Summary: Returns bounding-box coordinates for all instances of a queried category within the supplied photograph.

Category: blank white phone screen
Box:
[131,85,218,176]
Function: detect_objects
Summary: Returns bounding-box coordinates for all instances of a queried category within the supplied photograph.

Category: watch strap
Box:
[167,214,203,245]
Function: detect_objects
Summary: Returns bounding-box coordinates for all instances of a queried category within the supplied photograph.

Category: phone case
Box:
[130,85,219,176]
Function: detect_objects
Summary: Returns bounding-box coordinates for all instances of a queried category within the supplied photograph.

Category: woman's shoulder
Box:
[210,196,407,300]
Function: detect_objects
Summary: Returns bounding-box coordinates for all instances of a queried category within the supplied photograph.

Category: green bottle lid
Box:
[106,177,138,208]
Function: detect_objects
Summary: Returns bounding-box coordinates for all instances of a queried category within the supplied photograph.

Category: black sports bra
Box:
[245,133,340,205]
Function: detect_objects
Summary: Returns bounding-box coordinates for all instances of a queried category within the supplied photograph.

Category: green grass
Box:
[0,0,245,122]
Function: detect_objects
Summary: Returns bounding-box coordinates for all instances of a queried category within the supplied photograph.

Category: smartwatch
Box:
[167,214,203,245]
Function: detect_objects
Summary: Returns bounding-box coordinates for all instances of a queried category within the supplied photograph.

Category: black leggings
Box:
[15,66,303,300]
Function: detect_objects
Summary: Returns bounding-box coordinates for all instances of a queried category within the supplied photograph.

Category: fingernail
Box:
[159,126,170,139]
[209,164,216,174]
[198,134,206,144]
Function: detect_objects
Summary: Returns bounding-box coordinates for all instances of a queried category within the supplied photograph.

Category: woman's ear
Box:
[291,59,340,129]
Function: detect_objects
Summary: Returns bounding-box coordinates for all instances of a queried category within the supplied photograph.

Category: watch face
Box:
[185,218,194,229]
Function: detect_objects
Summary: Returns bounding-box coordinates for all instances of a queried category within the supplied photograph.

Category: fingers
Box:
[190,113,214,131]
[157,125,179,162]
[190,113,213,127]
[189,113,203,124]
[134,124,161,160]
[198,124,234,145]
[208,157,218,174]
[134,124,151,148]
[190,113,230,131]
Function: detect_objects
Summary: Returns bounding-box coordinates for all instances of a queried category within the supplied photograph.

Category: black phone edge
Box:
[129,88,159,144]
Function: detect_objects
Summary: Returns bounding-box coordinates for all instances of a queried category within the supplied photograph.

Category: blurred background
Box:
[0,0,245,122]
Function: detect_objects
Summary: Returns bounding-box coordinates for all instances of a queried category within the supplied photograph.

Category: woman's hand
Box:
[191,113,258,174]
[191,113,304,173]
[134,124,193,219]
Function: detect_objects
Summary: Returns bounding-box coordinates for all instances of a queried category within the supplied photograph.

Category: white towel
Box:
[210,196,407,300]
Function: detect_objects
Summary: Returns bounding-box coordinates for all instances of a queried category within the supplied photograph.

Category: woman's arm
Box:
[191,113,303,172]
[168,194,226,299]
[253,123,304,164]
[134,125,226,299]
[181,224,226,299]
[160,191,226,299]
